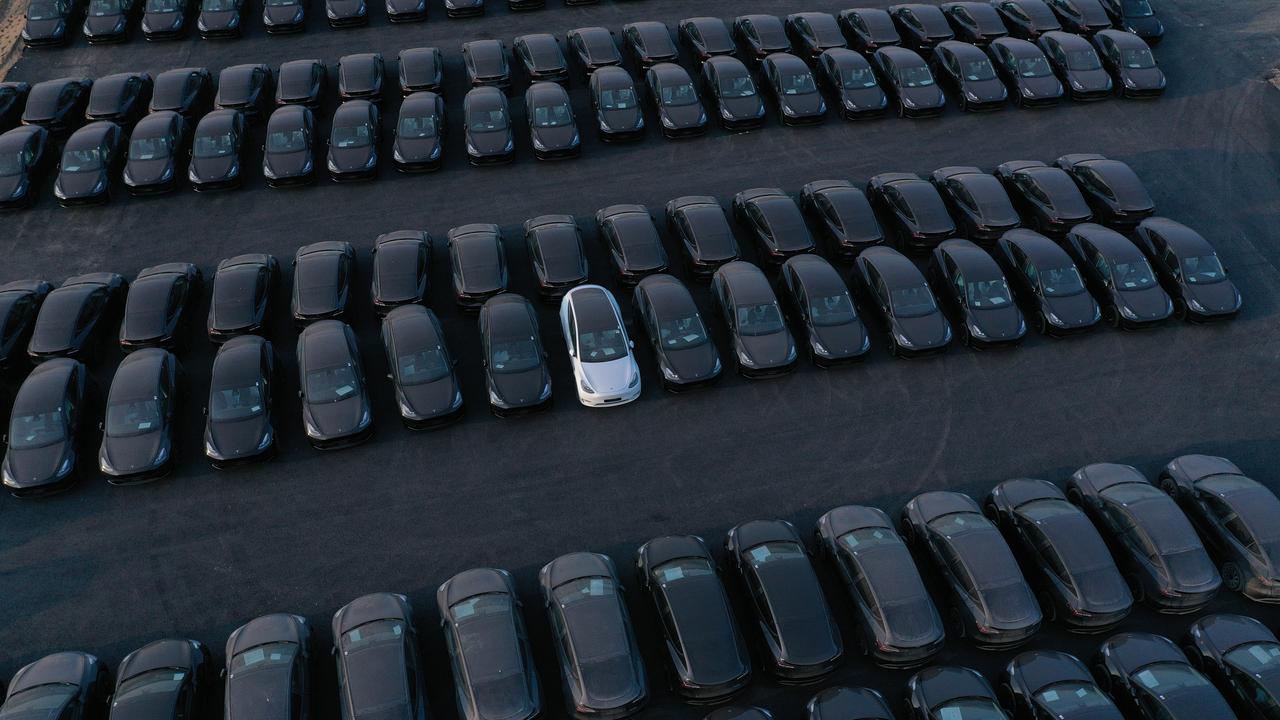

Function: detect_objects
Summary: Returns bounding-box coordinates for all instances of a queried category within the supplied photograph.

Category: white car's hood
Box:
[578,357,636,394]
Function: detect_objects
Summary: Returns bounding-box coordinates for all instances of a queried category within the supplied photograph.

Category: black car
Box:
[292,241,355,325]
[780,254,870,364]
[986,478,1133,631]
[761,53,827,125]
[711,262,797,378]
[83,0,139,43]
[1001,650,1122,719]
[276,61,325,108]
[1092,29,1164,97]
[261,0,306,32]
[732,188,816,262]
[54,121,125,206]
[1185,614,1280,717]
[462,39,511,88]
[725,520,843,681]
[208,253,278,343]
[1046,0,1113,34]
[382,305,462,429]
[666,195,740,276]
[123,110,186,194]
[1095,633,1236,720]
[437,569,542,720]
[120,262,200,350]
[838,8,901,53]
[23,0,79,46]
[225,614,311,720]
[590,67,645,141]
[197,0,244,37]
[385,0,423,24]
[800,180,884,257]
[331,594,428,720]
[100,347,179,483]
[854,246,951,356]
[1038,31,1112,100]
[815,48,888,118]
[3,653,110,720]
[596,204,669,285]
[479,294,551,415]
[297,320,372,448]
[700,56,767,130]
[22,77,92,136]
[338,53,385,103]
[867,172,955,252]
[263,105,316,187]
[902,491,1042,648]
[996,229,1100,334]
[637,535,752,701]
[540,553,647,719]
[30,272,127,362]
[906,667,1008,720]
[930,239,1026,347]
[987,37,1064,106]
[871,46,946,117]
[679,16,736,62]
[85,72,152,127]
[622,21,678,68]
[0,280,51,368]
[734,14,789,63]
[326,100,379,181]
[149,67,212,117]
[815,505,944,667]
[1065,223,1172,328]
[188,109,246,191]
[942,2,1008,45]
[1135,218,1241,321]
[524,214,588,299]
[567,27,622,74]
[204,334,277,467]
[931,41,1007,110]
[1,358,87,496]
[449,223,508,310]
[526,82,580,160]
[1055,153,1154,229]
[0,125,52,209]
[324,0,365,27]
[786,11,847,61]
[632,274,721,390]
[806,687,895,720]
[371,230,430,313]
[995,160,1093,235]
[889,4,956,51]
[992,0,1062,39]
[514,33,569,84]
[1100,0,1163,42]
[112,640,212,720]
[646,63,708,138]
[1160,455,1280,602]
[464,87,514,165]
[398,47,444,95]
[1067,463,1220,612]
[930,166,1020,242]
[392,92,444,172]
[142,0,193,38]
[215,64,273,119]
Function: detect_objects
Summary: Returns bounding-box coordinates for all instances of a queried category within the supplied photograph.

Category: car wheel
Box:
[1103,305,1121,328]
[1222,562,1245,593]
[1158,477,1178,497]
[958,95,968,112]
[1066,487,1084,506]
[983,502,1001,526]
[1036,590,1057,622]
[896,101,906,118]
[1173,297,1187,320]
[888,337,900,358]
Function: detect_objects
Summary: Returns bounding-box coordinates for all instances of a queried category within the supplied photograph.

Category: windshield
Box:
[469,108,507,132]
[398,114,437,139]
[962,59,997,82]
[0,684,76,720]
[899,65,935,88]
[577,323,627,363]
[1180,254,1226,285]
[1035,682,1115,713]
[780,72,817,95]
[532,103,573,128]
[1017,56,1052,78]
[599,87,637,111]
[1066,49,1102,71]
[966,278,1014,309]
[209,383,265,422]
[1121,48,1156,69]
[230,642,297,675]
[1040,265,1087,296]
[129,136,172,161]
[736,302,784,336]
[1123,0,1153,16]
[88,0,123,16]
[193,132,235,158]
[810,293,858,326]
[146,0,181,11]
[8,410,66,449]
[106,398,162,437]
[1133,663,1213,700]
[660,82,698,106]
[841,66,879,89]
[306,364,360,403]
[201,0,236,10]
[0,151,26,176]
[332,123,371,149]
[397,345,450,385]
[489,336,540,374]
[266,129,306,153]
[61,147,103,172]
[718,75,757,98]
[1110,259,1157,290]
[26,0,67,20]
[932,699,1006,720]
[656,313,709,350]
[890,285,938,317]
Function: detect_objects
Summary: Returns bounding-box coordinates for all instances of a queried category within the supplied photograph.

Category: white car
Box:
[559,285,641,407]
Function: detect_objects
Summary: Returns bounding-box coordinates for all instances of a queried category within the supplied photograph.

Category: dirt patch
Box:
[0,0,24,81]
[1268,67,1280,91]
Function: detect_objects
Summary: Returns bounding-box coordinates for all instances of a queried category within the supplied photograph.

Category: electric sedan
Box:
[436,569,542,720]
[987,37,1064,107]
[930,166,1020,242]
[2,358,88,496]
[590,67,645,141]
[0,279,51,368]
[995,229,1100,335]
[632,274,722,390]
[905,667,1008,720]
[711,262,797,378]
[761,53,827,124]
[464,87,514,165]
[1100,0,1163,42]
[929,239,1026,348]
[679,16,736,62]
[398,47,444,94]
[21,77,91,136]
[526,82,580,159]
[83,0,140,43]
[807,687,895,720]
[297,320,372,448]
[992,0,1062,39]
[1001,650,1122,719]
[214,64,273,119]
[1046,0,1113,34]
[449,223,508,310]
[1067,463,1220,613]
[112,639,212,720]
[224,614,311,720]
[203,335,277,467]
[941,2,1008,45]
[734,14,789,62]
[986,478,1133,631]
[332,594,428,720]
[732,188,816,262]
[1055,153,1154,229]
[141,0,192,37]
[327,100,379,181]
[261,0,305,32]
[700,56,766,130]
[149,67,212,117]
[901,491,1042,649]
[596,204,669,285]
[263,105,316,187]
[54,121,125,206]
[666,195,741,276]
[291,241,355,325]
[800,179,885,257]
[838,8,901,53]
[337,53,384,103]
[636,535,752,700]
[646,63,708,138]
[371,230,430,313]
[2,653,110,720]
[123,110,187,194]
[780,254,870,364]
[871,46,946,117]
[197,0,244,37]
[622,21,678,67]
[815,505,944,667]
[99,348,179,483]
[1038,31,1112,100]
[1160,454,1280,602]
[479,294,551,415]
[86,72,152,126]
[324,0,365,27]
[995,160,1093,235]
[188,109,247,191]
[560,285,639,407]
[1092,29,1165,97]
[525,214,588,299]
[391,92,443,172]
[932,40,1008,110]
[444,0,482,16]
[382,305,463,429]
[22,0,79,46]
[29,272,127,362]
[119,262,200,350]
[514,33,569,84]
[207,253,278,343]
[0,125,53,209]
[1065,224,1172,328]
[1135,218,1241,321]
[567,26,623,74]
[866,172,955,252]
[726,520,843,681]
[854,246,951,356]
[1185,614,1280,718]
[786,11,847,60]
[889,4,956,50]
[815,48,888,118]
[1094,633,1236,720]
[462,39,511,88]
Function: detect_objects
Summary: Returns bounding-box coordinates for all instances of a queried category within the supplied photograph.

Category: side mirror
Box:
[386,373,393,380]
[296,390,303,399]
[628,340,635,349]
[201,407,208,417]
[97,421,104,431]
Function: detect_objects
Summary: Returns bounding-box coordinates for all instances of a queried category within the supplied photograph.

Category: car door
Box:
[945,255,966,309]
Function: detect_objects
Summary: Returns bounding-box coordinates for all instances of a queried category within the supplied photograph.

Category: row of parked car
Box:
[4,457,1279,719]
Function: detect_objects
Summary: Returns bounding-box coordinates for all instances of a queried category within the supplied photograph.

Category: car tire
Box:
[983,501,1001,526]
[1221,562,1245,593]
[1158,477,1178,497]
[1103,306,1121,328]
[1173,297,1187,320]
[896,101,906,118]
[1066,487,1084,506]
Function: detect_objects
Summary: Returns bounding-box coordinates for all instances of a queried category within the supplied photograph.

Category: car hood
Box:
[399,376,458,419]
[469,128,511,155]
[1116,285,1170,320]
[264,5,303,22]
[1121,66,1165,90]
[491,367,546,407]
[721,94,765,118]
[661,103,705,129]
[207,414,270,459]
[57,169,107,198]
[783,91,825,115]
[142,10,183,30]
[394,135,440,162]
[1042,291,1098,327]
[969,306,1023,340]
[25,19,67,38]
[532,124,578,150]
[102,431,166,474]
[329,144,374,171]
[902,84,945,108]
[843,85,887,110]
[662,342,718,381]
[192,154,238,182]
[811,320,868,358]
[893,312,949,348]
[306,395,367,438]
[967,78,1006,102]
[578,357,635,396]
[738,330,791,367]
[200,9,237,27]
[1019,74,1063,99]
[85,14,126,33]
[601,107,643,131]
[1068,68,1111,92]
[4,442,72,488]
[126,157,174,185]
[1125,15,1163,36]
[1185,280,1240,314]
[265,149,310,177]
[328,0,362,14]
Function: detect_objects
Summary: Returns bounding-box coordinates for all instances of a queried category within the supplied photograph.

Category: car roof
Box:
[333,99,374,123]
[1096,28,1149,49]
[464,39,505,63]
[465,86,506,111]
[937,40,989,61]
[64,121,116,149]
[299,320,354,367]
[938,240,1003,279]
[991,37,1045,58]
[784,255,847,295]
[109,348,170,401]
[648,62,691,83]
[0,125,45,151]
[591,66,634,90]
[566,286,620,329]
[211,335,268,388]
[1042,30,1092,50]
[133,111,181,136]
[716,262,774,305]
[14,359,77,413]
[197,109,241,134]
[482,294,536,335]
[1139,218,1214,255]
[861,247,926,285]
[1002,230,1073,264]
[877,45,927,66]
[525,81,569,104]
[765,52,809,72]
[1071,224,1142,258]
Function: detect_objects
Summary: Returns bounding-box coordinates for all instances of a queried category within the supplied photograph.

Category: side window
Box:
[1204,495,1256,551]
[530,237,544,268]
[851,15,867,34]
[567,306,578,349]
[748,575,779,638]
[335,260,348,291]
[688,25,703,44]
[169,277,188,317]
[948,259,965,296]
[1161,247,1181,278]
[655,592,685,662]
[1089,246,1111,285]
[404,647,419,711]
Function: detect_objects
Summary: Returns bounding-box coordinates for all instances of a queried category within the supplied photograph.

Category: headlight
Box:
[969,322,986,339]
[325,6,337,17]
[661,114,676,129]
[782,104,797,117]
[721,106,733,119]
[1119,304,1138,320]
[293,8,303,20]
[364,153,376,169]
[1124,77,1136,88]
[710,357,722,374]
[737,349,754,367]
[188,166,199,182]
[531,134,545,151]
[487,388,507,407]
[660,364,680,382]
[598,117,612,131]
[1070,79,1083,90]
[204,439,219,457]
[257,430,273,450]
[154,445,169,464]
[1187,297,1205,313]
[92,178,106,193]
[303,412,322,438]
[450,388,463,408]
[964,91,979,102]
[1022,86,1035,97]
[326,156,339,172]
[538,382,552,400]
[228,14,238,26]
[356,407,371,429]
[811,337,829,357]
[503,137,514,152]
[894,332,914,348]
[901,97,916,108]
[56,456,74,476]
[397,398,418,418]
[579,378,594,394]
[159,165,173,181]
[1045,311,1063,326]
[465,140,479,155]
[785,345,797,362]
[628,372,640,388]
[263,162,277,179]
